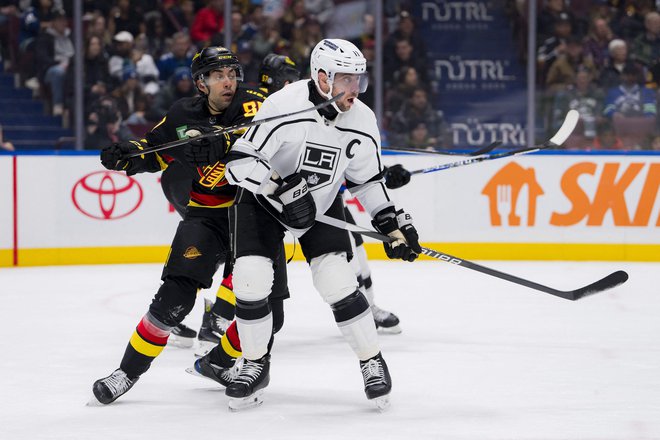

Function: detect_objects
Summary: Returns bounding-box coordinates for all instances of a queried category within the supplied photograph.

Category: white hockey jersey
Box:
[226,80,394,227]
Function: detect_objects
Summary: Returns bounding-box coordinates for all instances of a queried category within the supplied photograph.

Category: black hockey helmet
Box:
[191,46,244,83]
[259,54,301,94]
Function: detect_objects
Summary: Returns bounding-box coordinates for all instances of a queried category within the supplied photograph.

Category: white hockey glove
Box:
[372,208,421,262]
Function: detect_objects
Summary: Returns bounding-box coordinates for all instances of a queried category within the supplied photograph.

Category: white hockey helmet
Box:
[310,39,369,103]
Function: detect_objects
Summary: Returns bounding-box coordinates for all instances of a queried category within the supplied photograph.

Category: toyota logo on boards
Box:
[72,171,143,220]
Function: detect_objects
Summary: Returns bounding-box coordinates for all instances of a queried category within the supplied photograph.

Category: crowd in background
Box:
[534,0,659,150]
[0,0,658,151]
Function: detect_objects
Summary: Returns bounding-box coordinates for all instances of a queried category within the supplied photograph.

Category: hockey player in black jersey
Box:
[90,46,290,405]
[221,39,422,411]
[187,53,302,386]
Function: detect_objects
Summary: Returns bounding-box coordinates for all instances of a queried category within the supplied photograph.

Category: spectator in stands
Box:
[84,95,123,149]
[537,13,573,83]
[593,120,624,150]
[19,0,56,86]
[108,0,143,38]
[551,68,604,140]
[280,0,307,42]
[386,65,425,117]
[142,12,167,61]
[108,30,135,83]
[157,31,193,82]
[251,16,287,61]
[164,0,195,37]
[384,10,427,70]
[148,66,194,120]
[0,0,19,70]
[610,0,649,41]
[190,0,224,46]
[0,125,15,151]
[582,16,616,73]
[288,16,321,76]
[303,0,334,31]
[86,13,112,48]
[537,0,576,40]
[235,40,259,85]
[630,11,660,84]
[111,66,145,120]
[384,37,428,85]
[237,4,263,45]
[546,35,596,93]
[649,134,660,151]
[65,34,110,116]
[35,8,73,116]
[603,64,657,120]
[598,38,641,90]
[389,87,449,147]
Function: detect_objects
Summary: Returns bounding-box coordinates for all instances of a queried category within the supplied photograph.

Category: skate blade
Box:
[86,393,105,407]
[194,340,216,358]
[372,395,391,412]
[376,324,402,335]
[185,367,204,379]
[168,334,195,349]
[228,390,265,412]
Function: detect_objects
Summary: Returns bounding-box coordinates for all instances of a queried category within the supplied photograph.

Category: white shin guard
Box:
[233,255,274,360]
[337,308,380,361]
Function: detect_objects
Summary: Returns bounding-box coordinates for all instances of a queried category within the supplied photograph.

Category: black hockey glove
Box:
[271,174,316,230]
[184,126,231,167]
[100,140,141,171]
[383,164,411,189]
[372,207,422,262]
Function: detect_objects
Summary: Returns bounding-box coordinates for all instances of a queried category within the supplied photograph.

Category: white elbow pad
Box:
[225,157,273,193]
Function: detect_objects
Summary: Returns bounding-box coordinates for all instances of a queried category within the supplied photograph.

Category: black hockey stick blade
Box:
[126,92,345,159]
[409,110,580,176]
[317,213,628,301]
[420,247,628,301]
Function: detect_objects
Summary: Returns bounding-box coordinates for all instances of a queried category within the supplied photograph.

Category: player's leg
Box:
[344,206,401,334]
[302,196,391,408]
[91,216,224,404]
[223,190,285,410]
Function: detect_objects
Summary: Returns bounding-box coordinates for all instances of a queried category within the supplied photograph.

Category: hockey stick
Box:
[383,141,501,157]
[125,92,345,159]
[317,213,628,301]
[409,109,580,175]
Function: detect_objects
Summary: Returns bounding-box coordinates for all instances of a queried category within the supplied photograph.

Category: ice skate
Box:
[226,354,270,411]
[168,323,197,348]
[372,304,402,334]
[360,352,392,411]
[186,355,242,387]
[196,299,232,356]
[90,369,139,405]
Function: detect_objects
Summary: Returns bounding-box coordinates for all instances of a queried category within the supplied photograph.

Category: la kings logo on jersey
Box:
[298,142,340,189]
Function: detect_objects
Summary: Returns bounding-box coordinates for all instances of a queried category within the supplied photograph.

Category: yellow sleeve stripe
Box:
[152,116,167,131]
[187,200,235,208]
[129,331,166,358]
[221,335,242,358]
[215,285,236,305]
[155,153,169,171]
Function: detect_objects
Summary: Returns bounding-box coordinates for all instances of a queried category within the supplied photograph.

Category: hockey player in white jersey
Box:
[223,38,421,410]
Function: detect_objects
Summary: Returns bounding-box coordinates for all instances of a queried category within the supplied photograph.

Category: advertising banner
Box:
[1,152,658,266]
[414,0,528,148]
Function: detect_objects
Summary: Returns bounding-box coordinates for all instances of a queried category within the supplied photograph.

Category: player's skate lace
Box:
[361,358,386,387]
[233,358,264,386]
[210,313,231,335]
[101,370,133,396]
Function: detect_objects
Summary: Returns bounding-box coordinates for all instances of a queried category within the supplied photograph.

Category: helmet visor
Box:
[332,73,369,94]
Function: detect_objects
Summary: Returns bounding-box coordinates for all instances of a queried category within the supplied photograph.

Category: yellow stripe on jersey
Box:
[129,331,166,358]
[221,334,242,358]
[216,284,236,306]
[187,200,235,208]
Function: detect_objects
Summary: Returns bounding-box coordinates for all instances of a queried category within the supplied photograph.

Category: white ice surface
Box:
[0,260,658,440]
